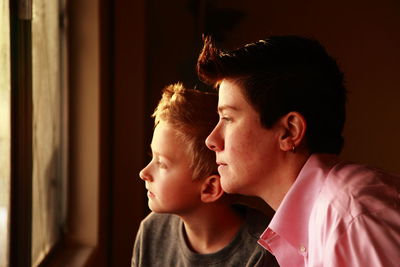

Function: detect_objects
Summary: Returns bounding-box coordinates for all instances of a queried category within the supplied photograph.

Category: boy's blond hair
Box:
[152,83,218,180]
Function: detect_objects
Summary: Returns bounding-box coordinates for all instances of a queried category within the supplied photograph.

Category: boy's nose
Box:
[139,167,152,182]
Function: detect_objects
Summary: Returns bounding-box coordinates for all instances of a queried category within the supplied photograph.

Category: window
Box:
[3,0,149,265]
[31,0,67,265]
[5,0,67,265]
[0,1,11,266]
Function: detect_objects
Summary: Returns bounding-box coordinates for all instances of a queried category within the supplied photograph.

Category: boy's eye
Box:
[156,160,167,169]
[221,116,232,122]
[148,154,167,169]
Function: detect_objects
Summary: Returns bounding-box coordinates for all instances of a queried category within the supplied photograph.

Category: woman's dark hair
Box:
[197,35,347,154]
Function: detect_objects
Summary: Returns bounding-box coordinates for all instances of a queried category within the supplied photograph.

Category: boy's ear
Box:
[200,175,224,203]
[278,111,307,152]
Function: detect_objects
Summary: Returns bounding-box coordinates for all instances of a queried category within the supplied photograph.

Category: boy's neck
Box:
[181,203,244,254]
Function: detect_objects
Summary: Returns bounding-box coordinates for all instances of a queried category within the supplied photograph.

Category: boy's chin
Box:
[148,204,168,214]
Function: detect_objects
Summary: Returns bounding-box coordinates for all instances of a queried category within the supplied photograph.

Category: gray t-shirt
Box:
[132,206,278,267]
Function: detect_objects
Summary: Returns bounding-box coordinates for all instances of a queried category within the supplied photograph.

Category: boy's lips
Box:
[146,187,155,198]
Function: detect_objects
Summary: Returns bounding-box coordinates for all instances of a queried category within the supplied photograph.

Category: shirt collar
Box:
[264,153,339,251]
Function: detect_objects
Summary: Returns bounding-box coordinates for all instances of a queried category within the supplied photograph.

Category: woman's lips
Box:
[217,162,227,172]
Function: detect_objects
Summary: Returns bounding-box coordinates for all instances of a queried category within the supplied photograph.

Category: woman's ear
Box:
[200,175,224,203]
[278,111,307,152]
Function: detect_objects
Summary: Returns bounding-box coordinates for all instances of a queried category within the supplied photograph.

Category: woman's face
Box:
[206,79,282,197]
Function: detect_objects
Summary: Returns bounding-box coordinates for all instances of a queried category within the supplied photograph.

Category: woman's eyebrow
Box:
[217,105,239,113]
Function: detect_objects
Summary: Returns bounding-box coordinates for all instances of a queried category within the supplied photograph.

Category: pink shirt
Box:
[258,154,400,267]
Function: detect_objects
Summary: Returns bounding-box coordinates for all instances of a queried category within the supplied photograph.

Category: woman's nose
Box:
[205,126,223,152]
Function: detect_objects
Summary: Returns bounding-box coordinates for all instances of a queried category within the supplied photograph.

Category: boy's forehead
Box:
[151,122,190,157]
[151,123,177,150]
[152,122,175,141]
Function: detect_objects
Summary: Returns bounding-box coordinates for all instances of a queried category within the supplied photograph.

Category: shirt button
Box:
[299,245,307,253]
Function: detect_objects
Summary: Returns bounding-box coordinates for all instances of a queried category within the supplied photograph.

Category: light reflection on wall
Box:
[0,207,8,266]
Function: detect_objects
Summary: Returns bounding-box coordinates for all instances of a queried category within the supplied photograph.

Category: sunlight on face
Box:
[139,122,203,215]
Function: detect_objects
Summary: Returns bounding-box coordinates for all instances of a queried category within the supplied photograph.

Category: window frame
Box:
[8,0,149,265]
[10,0,33,265]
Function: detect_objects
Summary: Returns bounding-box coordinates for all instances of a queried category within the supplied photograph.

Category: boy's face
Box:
[205,79,281,197]
[139,121,203,215]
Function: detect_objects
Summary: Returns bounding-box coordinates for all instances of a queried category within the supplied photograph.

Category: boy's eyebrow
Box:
[149,145,173,162]
[218,105,239,113]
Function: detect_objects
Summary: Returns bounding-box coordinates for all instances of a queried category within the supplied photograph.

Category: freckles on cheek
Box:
[234,128,254,146]
[228,134,250,156]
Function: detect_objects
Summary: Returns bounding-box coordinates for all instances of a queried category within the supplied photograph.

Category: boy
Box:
[197,36,400,266]
[132,83,278,266]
